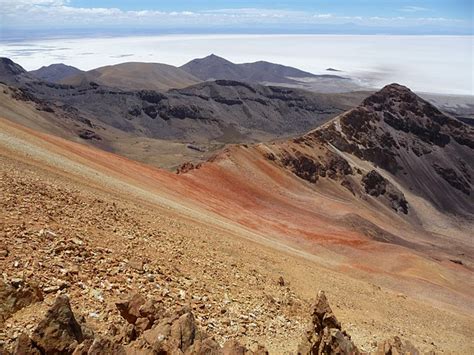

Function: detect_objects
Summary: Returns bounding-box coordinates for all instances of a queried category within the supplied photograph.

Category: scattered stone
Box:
[43,285,61,293]
[278,276,285,287]
[0,248,9,258]
[128,258,144,272]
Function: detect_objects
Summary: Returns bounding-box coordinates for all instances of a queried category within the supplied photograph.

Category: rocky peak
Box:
[362,83,417,106]
[312,83,473,214]
[29,63,83,83]
[199,53,233,64]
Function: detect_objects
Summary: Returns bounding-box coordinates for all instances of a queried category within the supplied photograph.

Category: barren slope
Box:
[61,62,201,91]
[29,63,83,83]
[1,82,473,352]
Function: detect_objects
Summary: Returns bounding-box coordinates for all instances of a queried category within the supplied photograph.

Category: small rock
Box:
[43,286,60,293]
[116,292,146,324]
[278,276,285,286]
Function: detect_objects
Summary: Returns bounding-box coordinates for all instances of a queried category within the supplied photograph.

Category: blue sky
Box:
[1,0,472,35]
[69,0,473,20]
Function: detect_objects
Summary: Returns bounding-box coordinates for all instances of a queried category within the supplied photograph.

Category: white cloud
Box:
[314,14,333,19]
[400,6,429,13]
[0,2,466,30]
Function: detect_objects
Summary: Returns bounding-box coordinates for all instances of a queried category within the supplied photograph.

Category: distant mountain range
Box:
[180,54,342,84]
[26,54,347,92]
[0,57,366,168]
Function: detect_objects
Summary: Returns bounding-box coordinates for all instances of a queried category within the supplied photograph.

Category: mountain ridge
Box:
[180,54,343,84]
[29,63,83,83]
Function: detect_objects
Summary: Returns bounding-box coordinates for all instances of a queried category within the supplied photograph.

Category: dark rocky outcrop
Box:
[78,129,102,140]
[1,58,349,143]
[362,170,408,214]
[298,291,359,355]
[279,149,353,185]
[433,163,470,195]
[176,161,202,175]
[313,83,473,215]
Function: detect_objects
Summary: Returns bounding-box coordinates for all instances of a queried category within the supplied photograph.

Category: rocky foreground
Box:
[1,281,417,354]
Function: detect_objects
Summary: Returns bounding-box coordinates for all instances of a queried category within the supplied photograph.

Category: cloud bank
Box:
[0,0,470,34]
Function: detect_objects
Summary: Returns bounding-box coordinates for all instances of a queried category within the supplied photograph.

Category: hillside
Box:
[0,84,473,353]
[29,63,83,83]
[0,58,367,169]
[61,62,201,91]
[180,54,343,84]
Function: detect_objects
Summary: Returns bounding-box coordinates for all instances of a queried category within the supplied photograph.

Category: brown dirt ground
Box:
[1,117,473,353]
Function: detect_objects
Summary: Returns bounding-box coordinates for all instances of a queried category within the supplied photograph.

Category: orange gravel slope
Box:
[0,116,472,317]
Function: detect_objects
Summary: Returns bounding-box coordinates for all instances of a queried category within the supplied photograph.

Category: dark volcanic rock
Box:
[279,149,353,185]
[362,170,387,197]
[433,163,470,195]
[78,129,101,140]
[362,170,408,214]
[314,83,474,215]
[0,57,27,78]
[127,105,141,117]
[137,90,165,104]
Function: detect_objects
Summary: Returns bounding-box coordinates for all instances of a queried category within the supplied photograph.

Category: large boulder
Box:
[298,291,359,355]
[142,307,202,353]
[30,294,84,354]
[115,292,146,325]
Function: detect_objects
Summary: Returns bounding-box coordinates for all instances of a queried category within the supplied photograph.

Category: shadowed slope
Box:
[314,84,473,215]
[180,54,341,84]
[30,64,83,83]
